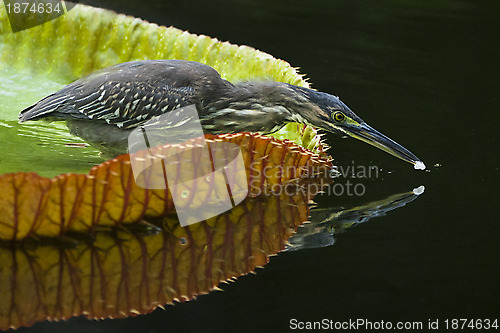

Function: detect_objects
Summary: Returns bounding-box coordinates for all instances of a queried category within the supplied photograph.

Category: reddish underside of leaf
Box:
[0,132,332,241]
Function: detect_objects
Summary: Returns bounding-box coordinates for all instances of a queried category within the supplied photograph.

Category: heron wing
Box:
[69,80,196,129]
[18,61,205,129]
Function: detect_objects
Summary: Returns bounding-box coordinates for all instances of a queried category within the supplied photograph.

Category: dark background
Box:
[17,0,500,332]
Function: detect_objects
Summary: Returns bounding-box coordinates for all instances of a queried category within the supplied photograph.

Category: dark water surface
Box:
[19,0,499,332]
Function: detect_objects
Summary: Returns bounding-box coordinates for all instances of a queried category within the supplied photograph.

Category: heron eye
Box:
[333,112,345,122]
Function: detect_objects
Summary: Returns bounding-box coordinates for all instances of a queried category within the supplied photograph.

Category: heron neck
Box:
[198,81,315,134]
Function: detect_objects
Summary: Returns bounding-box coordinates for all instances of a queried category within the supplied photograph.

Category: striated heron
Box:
[19,59,425,169]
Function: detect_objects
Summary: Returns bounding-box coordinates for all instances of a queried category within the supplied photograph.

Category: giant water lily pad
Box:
[0,3,333,241]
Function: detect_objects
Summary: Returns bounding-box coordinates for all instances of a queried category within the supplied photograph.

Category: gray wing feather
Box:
[18,60,210,129]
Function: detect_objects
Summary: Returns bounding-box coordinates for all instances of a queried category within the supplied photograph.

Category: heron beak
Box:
[342,122,425,169]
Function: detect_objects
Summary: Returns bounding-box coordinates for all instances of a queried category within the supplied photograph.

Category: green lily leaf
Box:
[0,3,324,178]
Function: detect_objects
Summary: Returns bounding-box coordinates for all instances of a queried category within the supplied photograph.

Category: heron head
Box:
[290,85,425,169]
